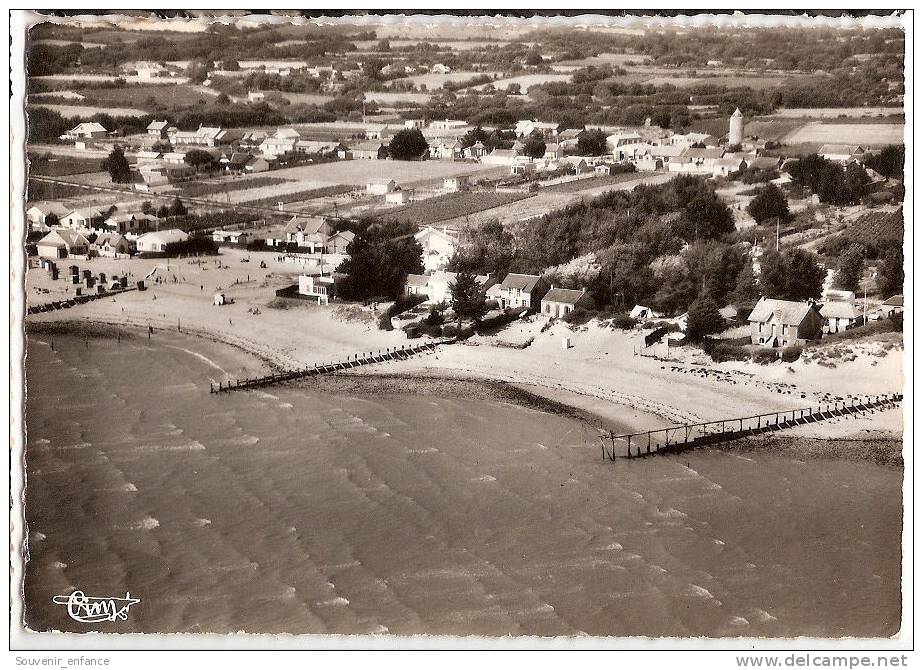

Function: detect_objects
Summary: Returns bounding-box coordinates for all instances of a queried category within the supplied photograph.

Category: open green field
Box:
[538,172,645,194]
[29,103,149,118]
[380,191,535,225]
[80,84,213,109]
[784,123,904,146]
[28,154,105,177]
[267,159,504,189]
[173,176,294,199]
[469,73,572,93]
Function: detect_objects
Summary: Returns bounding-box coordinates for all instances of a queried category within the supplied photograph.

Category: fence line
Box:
[600,393,903,460]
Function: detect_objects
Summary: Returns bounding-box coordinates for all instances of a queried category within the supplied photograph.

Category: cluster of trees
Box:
[864,144,904,180]
[336,219,424,300]
[746,183,791,225]
[785,154,870,206]
[458,125,515,152]
[387,128,429,160]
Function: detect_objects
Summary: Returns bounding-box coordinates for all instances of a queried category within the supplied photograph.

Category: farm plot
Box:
[468,73,571,93]
[29,103,149,118]
[783,123,904,146]
[266,160,505,190]
[364,91,431,105]
[538,172,646,194]
[394,71,487,90]
[28,155,105,177]
[771,107,905,118]
[79,84,215,109]
[239,184,354,208]
[172,176,293,199]
[32,74,189,85]
[378,191,536,225]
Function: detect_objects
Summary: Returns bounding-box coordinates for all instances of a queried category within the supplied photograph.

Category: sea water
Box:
[22,333,901,637]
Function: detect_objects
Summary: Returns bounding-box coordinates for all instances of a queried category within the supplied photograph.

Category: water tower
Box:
[729,107,744,146]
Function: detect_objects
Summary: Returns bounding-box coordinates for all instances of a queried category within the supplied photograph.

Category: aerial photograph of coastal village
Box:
[12,10,908,648]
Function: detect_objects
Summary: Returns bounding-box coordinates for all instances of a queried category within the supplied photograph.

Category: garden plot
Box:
[30,103,149,118]
[394,71,486,89]
[783,123,904,146]
[265,160,505,190]
[770,107,904,118]
[468,73,572,93]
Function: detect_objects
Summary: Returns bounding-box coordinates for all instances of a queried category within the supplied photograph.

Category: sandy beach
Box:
[24,246,904,445]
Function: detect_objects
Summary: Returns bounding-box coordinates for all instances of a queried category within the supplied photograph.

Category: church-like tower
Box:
[729,107,744,146]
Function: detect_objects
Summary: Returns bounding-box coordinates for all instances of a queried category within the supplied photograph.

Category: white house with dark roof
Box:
[135,229,189,254]
[747,297,824,347]
[819,299,858,334]
[819,144,865,164]
[36,229,90,258]
[404,270,493,305]
[147,120,169,138]
[26,202,69,227]
[366,178,398,195]
[414,226,458,272]
[284,215,333,252]
[541,287,590,318]
[92,233,131,257]
[497,273,551,311]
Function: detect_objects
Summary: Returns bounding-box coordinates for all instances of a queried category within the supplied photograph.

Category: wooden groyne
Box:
[210,338,452,393]
[27,287,137,315]
[600,393,903,460]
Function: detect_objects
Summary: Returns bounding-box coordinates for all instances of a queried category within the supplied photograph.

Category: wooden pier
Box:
[210,339,452,394]
[600,393,903,460]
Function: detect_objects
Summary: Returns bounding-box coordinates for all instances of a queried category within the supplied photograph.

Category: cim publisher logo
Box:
[52,591,141,623]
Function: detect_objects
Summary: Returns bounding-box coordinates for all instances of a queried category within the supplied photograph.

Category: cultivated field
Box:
[172,176,293,199]
[395,71,486,89]
[558,53,652,67]
[353,39,515,50]
[28,155,105,178]
[642,75,791,89]
[29,103,149,118]
[469,73,572,93]
[272,92,335,106]
[364,91,432,105]
[770,107,905,118]
[78,84,216,108]
[32,74,190,85]
[379,191,535,225]
[266,160,506,190]
[783,123,904,146]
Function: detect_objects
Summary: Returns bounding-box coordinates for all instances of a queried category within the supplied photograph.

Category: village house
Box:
[414,226,458,273]
[668,132,717,148]
[146,120,169,138]
[511,158,536,176]
[747,297,824,347]
[557,128,584,149]
[168,125,226,147]
[543,142,564,161]
[245,156,270,173]
[225,152,253,173]
[629,304,662,320]
[463,141,489,160]
[712,156,748,178]
[103,213,157,235]
[248,90,266,103]
[878,294,904,319]
[326,230,355,255]
[284,216,333,253]
[92,232,131,258]
[135,229,189,255]
[819,144,865,164]
[259,128,301,157]
[366,177,398,195]
[819,299,859,334]
[496,273,551,311]
[540,287,590,318]
[135,150,162,163]
[61,207,105,231]
[163,152,187,165]
[298,274,337,305]
[606,132,645,160]
[443,175,470,192]
[26,202,69,227]
[36,229,90,259]
[350,140,389,160]
[63,121,107,140]
[515,120,559,139]
[429,119,469,131]
[212,230,251,246]
[431,63,452,74]
[481,148,517,166]
[668,147,725,174]
[385,189,412,205]
[404,270,492,305]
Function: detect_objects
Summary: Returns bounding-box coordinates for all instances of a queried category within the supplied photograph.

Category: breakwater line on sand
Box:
[601,393,903,460]
[209,338,454,393]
